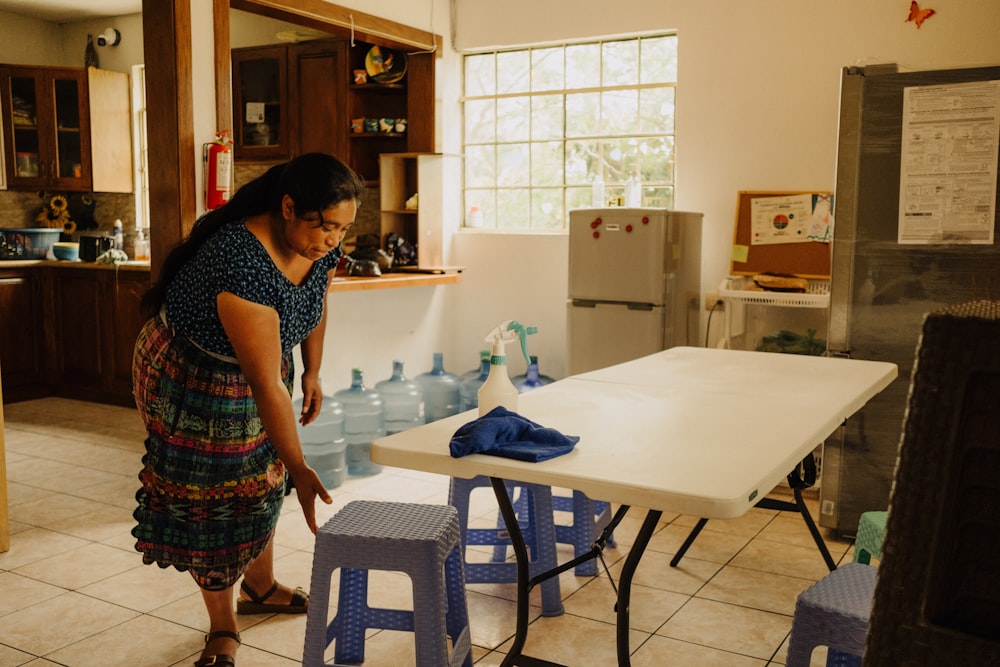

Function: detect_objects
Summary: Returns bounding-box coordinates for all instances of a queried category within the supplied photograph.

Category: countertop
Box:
[0,259,151,271]
[0,260,462,292]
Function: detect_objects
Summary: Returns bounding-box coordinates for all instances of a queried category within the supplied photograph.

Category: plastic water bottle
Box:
[333,368,385,476]
[462,350,490,381]
[292,395,346,489]
[374,360,424,434]
[415,353,462,422]
[460,353,491,411]
[624,170,642,207]
[513,356,556,393]
[591,173,605,208]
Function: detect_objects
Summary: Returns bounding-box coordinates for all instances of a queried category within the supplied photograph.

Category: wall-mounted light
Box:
[97,28,121,47]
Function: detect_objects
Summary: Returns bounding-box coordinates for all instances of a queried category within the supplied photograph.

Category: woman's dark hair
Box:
[141,152,363,317]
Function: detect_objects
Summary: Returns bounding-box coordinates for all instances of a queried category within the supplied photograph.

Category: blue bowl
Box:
[52,242,80,261]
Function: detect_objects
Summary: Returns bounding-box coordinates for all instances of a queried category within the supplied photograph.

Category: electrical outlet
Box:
[704,293,724,311]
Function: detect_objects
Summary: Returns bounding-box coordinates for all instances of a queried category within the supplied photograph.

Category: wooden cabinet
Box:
[0,268,47,402]
[232,40,347,162]
[379,153,461,268]
[0,65,133,193]
[0,66,91,191]
[47,266,148,406]
[0,264,147,407]
[232,39,434,182]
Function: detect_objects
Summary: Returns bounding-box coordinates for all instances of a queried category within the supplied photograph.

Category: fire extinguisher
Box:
[204,130,233,211]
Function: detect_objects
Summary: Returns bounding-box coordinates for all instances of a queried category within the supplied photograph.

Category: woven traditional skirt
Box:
[131,315,292,590]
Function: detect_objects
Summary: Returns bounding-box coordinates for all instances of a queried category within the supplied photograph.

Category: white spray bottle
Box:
[478,320,538,416]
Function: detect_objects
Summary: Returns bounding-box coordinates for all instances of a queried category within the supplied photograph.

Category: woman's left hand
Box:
[291,466,333,533]
[299,374,323,425]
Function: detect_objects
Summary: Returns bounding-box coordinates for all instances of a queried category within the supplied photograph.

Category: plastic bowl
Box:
[52,241,80,261]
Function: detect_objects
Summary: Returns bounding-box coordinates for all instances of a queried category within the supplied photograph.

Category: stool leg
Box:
[570,490,598,576]
[444,547,473,667]
[332,568,370,664]
[411,558,450,666]
[527,485,564,616]
[303,552,334,666]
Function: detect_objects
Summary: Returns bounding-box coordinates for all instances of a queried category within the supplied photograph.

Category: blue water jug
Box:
[513,356,556,393]
[461,349,490,381]
[292,395,346,489]
[415,352,462,422]
[460,353,491,411]
[375,360,424,434]
[333,368,385,476]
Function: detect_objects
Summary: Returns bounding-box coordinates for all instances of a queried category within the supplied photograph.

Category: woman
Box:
[132,152,363,667]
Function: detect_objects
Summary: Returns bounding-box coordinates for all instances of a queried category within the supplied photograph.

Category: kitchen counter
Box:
[2,260,461,291]
[0,259,151,271]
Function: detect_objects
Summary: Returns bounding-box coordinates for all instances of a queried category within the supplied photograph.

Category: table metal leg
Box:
[616,509,662,666]
[490,477,633,667]
[669,453,836,571]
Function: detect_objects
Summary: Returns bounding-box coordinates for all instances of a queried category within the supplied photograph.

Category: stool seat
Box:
[786,562,876,666]
[303,501,472,667]
[853,510,887,564]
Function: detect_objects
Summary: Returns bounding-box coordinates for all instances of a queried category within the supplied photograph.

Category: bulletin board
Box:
[730,190,833,279]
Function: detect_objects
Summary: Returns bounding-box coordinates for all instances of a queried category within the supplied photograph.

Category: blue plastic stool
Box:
[786,562,876,667]
[303,501,472,667]
[542,489,616,575]
[448,475,564,616]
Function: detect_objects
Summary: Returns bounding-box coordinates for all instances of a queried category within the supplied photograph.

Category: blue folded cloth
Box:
[449,406,579,462]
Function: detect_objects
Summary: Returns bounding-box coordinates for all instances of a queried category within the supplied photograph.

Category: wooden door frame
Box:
[142,0,440,283]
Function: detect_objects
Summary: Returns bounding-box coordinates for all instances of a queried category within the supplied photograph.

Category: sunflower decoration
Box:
[36,192,72,230]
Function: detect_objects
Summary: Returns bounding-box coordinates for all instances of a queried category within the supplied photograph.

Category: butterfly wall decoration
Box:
[906,1,936,28]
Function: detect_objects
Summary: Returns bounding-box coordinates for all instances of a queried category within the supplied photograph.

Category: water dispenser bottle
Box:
[460,353,491,411]
[333,368,385,476]
[374,360,424,434]
[292,395,346,489]
[462,350,491,381]
[513,356,556,393]
[415,352,462,422]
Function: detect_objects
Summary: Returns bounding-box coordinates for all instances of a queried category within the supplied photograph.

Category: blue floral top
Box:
[165,219,341,358]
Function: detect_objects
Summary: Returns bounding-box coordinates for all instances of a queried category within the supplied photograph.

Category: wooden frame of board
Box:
[730,190,833,279]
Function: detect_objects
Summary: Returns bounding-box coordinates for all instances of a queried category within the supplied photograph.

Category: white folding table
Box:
[371,347,897,666]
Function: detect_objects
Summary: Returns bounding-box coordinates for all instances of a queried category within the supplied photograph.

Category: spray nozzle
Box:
[484,320,538,365]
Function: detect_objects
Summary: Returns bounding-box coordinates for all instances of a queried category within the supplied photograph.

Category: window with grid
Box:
[463,34,677,231]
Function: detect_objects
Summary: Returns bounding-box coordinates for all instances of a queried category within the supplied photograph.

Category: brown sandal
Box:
[194,630,240,667]
[236,580,308,615]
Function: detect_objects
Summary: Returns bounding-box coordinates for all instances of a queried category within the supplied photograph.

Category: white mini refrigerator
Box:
[567,208,702,375]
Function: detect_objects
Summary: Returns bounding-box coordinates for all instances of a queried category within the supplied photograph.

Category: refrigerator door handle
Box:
[570,299,655,310]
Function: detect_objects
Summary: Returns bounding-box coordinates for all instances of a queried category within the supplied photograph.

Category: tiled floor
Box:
[0,397,853,666]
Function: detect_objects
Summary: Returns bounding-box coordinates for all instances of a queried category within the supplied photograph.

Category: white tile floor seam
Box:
[1,397,851,666]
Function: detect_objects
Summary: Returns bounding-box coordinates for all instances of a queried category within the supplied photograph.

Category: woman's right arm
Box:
[216,290,332,532]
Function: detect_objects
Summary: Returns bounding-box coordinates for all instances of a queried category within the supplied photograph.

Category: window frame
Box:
[461,33,678,231]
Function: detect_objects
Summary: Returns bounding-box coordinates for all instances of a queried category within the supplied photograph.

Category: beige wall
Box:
[447,0,1000,371]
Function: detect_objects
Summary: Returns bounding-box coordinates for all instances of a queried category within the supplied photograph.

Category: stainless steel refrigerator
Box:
[822,64,1000,535]
[567,208,702,375]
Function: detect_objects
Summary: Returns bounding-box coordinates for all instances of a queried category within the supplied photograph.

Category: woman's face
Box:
[282,194,356,261]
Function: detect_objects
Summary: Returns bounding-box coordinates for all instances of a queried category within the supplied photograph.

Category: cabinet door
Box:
[291,39,347,159]
[0,67,91,191]
[0,270,47,403]
[108,271,148,405]
[50,268,109,398]
[232,46,289,159]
